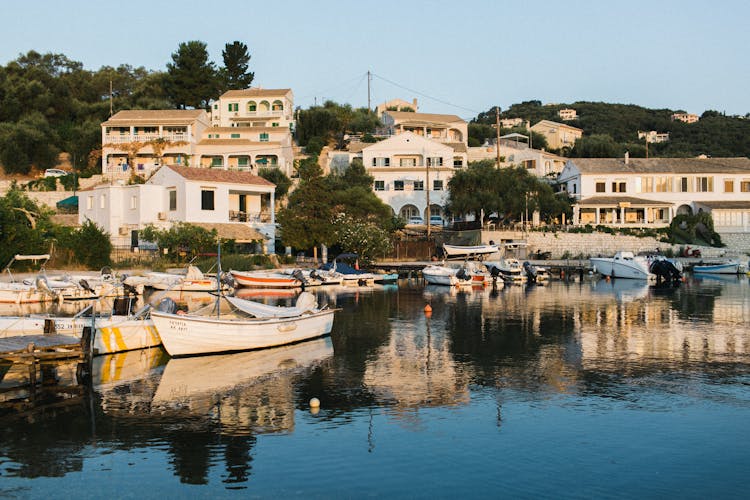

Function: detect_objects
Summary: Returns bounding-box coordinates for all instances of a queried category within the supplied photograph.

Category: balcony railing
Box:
[230,110,283,119]
[104,133,189,144]
[228,210,272,223]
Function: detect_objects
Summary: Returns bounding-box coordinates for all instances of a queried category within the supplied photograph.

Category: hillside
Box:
[472,101,750,158]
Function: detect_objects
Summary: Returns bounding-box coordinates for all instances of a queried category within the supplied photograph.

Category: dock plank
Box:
[0,334,80,355]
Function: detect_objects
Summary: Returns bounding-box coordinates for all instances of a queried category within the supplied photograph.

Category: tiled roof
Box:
[190,222,267,242]
[569,157,750,174]
[102,110,205,125]
[531,120,583,132]
[386,111,465,123]
[220,88,292,99]
[204,126,289,133]
[577,195,672,206]
[696,201,750,209]
[165,165,275,186]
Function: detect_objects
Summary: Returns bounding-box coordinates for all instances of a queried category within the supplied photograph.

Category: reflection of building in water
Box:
[363,315,471,416]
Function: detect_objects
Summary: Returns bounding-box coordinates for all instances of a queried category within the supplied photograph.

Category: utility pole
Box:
[645,135,649,159]
[426,153,431,239]
[109,79,113,117]
[495,106,501,167]
[367,70,371,111]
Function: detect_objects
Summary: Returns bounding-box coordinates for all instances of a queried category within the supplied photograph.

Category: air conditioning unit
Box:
[119,226,129,235]
[157,212,167,220]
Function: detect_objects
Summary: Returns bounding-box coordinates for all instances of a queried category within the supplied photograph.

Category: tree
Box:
[220,41,254,92]
[56,220,112,269]
[0,112,60,174]
[0,186,55,266]
[258,167,292,201]
[570,134,620,157]
[165,41,218,109]
[140,222,218,261]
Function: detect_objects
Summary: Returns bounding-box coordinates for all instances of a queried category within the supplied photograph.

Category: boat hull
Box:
[442,244,499,259]
[590,257,652,280]
[150,309,336,357]
[693,263,743,274]
[230,270,301,289]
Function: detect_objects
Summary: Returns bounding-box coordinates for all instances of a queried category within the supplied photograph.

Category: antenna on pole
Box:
[367,70,371,111]
[109,79,113,117]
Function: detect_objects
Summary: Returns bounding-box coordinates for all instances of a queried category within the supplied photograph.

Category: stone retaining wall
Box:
[482,229,744,259]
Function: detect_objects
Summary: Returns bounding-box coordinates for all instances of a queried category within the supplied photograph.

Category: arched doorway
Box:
[399,204,420,220]
[676,204,693,216]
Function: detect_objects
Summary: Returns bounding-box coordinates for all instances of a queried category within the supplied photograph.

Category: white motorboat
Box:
[442,243,500,260]
[486,258,527,283]
[0,254,62,304]
[0,297,160,355]
[149,291,337,357]
[422,264,474,287]
[146,265,229,292]
[590,252,655,280]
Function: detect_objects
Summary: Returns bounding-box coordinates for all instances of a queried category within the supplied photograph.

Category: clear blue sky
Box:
[2,0,748,120]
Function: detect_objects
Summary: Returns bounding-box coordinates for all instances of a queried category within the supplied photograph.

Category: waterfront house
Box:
[101,110,210,178]
[79,165,276,252]
[343,132,468,221]
[558,155,750,234]
[381,111,468,144]
[530,120,583,151]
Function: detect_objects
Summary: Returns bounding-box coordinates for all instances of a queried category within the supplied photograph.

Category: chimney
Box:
[413,98,418,110]
[624,151,629,164]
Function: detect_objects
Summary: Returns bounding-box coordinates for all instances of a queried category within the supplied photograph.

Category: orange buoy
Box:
[424,304,432,313]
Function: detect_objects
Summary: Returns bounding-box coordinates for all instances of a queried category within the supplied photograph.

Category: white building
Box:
[210,88,295,129]
[558,156,750,231]
[358,132,468,221]
[637,130,670,143]
[80,165,276,252]
[381,111,468,144]
[671,113,699,124]
[558,108,578,121]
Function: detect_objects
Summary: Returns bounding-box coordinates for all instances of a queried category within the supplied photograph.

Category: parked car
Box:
[429,215,444,226]
[44,169,69,178]
[407,216,424,226]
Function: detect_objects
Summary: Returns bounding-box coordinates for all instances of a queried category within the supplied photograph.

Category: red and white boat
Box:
[230,270,303,289]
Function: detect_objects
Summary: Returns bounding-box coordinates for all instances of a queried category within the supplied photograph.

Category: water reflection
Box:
[1,278,749,493]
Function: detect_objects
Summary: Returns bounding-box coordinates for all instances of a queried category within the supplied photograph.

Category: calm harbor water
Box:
[1,276,750,498]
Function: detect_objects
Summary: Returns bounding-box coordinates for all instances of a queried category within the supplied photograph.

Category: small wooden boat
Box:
[692,261,746,275]
[230,269,303,289]
[150,291,337,357]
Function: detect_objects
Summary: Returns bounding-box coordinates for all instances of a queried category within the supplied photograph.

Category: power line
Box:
[370,72,483,116]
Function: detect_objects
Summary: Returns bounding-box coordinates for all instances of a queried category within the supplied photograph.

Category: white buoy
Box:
[309,397,320,409]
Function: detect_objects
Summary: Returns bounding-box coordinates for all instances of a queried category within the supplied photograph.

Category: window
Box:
[400,158,416,167]
[394,180,404,191]
[741,180,750,192]
[678,177,690,192]
[595,182,606,193]
[374,180,385,191]
[655,176,671,192]
[453,157,463,168]
[640,177,653,193]
[169,190,177,211]
[248,102,257,112]
[228,103,238,112]
[724,180,735,192]
[230,133,240,139]
[427,157,443,167]
[87,196,94,210]
[696,176,713,192]
[201,190,215,210]
[414,180,424,191]
[213,104,218,110]
[272,122,279,127]
[611,181,626,193]
[211,157,222,167]
[100,195,106,209]
[238,157,249,167]
[259,133,269,142]
[433,180,443,191]
[130,196,137,210]
[372,157,390,167]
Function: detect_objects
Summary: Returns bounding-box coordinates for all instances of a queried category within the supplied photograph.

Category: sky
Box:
[2,0,749,121]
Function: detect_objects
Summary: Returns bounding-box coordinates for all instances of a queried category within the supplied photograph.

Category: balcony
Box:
[231,110,283,120]
[228,210,272,223]
[104,133,189,144]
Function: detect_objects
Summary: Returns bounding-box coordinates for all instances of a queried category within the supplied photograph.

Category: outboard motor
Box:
[112,296,135,316]
[522,261,538,283]
[295,291,318,311]
[156,297,178,314]
[35,275,58,300]
[220,271,236,290]
[456,267,469,282]
[101,266,113,281]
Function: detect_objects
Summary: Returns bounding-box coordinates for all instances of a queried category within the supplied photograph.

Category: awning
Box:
[56,195,78,208]
[190,222,267,243]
